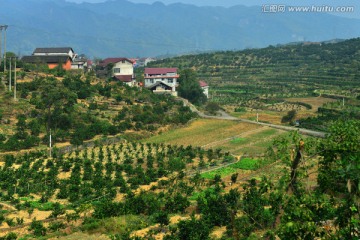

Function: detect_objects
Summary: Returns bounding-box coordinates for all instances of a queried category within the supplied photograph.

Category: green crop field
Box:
[200,158,259,179]
[143,119,285,156]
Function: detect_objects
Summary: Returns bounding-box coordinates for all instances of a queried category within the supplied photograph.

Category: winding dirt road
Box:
[177,97,327,138]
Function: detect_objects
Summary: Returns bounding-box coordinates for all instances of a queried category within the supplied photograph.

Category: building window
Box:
[167,79,173,83]
[149,79,154,84]
[113,68,120,73]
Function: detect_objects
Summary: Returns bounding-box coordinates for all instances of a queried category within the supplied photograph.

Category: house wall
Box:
[63,60,72,70]
[71,61,86,69]
[144,77,177,88]
[48,63,59,69]
[47,60,72,70]
[67,50,76,59]
[202,86,209,98]
[144,73,178,89]
[112,61,133,76]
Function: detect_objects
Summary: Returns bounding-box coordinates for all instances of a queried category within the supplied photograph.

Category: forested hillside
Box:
[0,70,195,152]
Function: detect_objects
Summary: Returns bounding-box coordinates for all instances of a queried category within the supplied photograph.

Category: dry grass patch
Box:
[144,119,261,147]
[50,232,110,240]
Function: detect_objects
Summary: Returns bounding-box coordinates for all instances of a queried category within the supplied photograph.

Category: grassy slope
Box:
[143,118,284,156]
[144,119,260,146]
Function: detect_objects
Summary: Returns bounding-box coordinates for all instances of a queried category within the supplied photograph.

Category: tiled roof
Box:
[99,58,133,66]
[22,55,71,64]
[144,68,177,75]
[199,80,208,87]
[114,75,133,82]
[33,47,73,54]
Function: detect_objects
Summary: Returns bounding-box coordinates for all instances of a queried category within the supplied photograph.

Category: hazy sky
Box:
[65,0,359,7]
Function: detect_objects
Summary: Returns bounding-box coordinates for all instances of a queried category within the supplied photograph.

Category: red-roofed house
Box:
[98,58,136,86]
[144,68,179,96]
[199,80,209,98]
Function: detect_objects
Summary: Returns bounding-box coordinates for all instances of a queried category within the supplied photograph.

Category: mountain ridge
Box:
[1,0,360,58]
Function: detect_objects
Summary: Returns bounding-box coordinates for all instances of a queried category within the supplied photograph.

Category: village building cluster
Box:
[21,47,209,97]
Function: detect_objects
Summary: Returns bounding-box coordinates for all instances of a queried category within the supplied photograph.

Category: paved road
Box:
[177,97,327,138]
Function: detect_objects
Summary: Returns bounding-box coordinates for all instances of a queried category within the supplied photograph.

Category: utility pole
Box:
[0,26,2,68]
[8,56,11,92]
[14,57,17,100]
[3,25,7,72]
[49,129,52,158]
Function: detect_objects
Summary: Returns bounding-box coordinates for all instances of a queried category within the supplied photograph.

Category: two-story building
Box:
[98,58,136,86]
[144,68,179,96]
[22,47,84,70]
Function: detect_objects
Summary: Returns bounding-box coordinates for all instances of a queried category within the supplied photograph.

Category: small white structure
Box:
[199,80,209,98]
[144,68,179,96]
[71,57,88,70]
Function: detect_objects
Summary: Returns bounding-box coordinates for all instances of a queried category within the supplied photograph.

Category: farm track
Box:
[177,97,327,138]
[0,216,66,233]
[0,202,17,211]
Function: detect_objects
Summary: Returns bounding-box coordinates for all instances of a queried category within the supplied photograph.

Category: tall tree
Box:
[35,77,77,135]
[178,69,206,105]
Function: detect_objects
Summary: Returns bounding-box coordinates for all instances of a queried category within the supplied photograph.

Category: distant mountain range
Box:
[2,0,360,58]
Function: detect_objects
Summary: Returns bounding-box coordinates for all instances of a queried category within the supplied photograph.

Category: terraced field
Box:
[144,118,288,158]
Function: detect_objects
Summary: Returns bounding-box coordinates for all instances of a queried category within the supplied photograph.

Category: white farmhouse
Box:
[144,68,179,96]
[98,58,136,86]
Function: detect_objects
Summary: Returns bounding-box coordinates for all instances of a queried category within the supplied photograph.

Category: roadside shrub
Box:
[29,219,46,236]
[48,221,66,232]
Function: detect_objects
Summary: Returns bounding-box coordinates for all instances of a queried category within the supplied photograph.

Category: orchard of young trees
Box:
[0,120,358,239]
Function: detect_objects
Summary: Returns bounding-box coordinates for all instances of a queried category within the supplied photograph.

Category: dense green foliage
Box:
[0,73,196,151]
[0,121,359,239]
[178,69,207,105]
